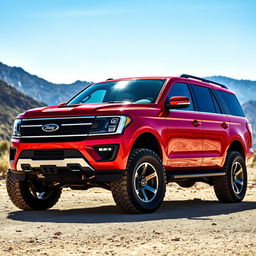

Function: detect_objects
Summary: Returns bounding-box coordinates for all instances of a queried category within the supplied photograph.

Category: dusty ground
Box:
[1,169,256,256]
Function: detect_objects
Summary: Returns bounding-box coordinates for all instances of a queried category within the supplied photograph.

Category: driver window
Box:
[167,83,194,111]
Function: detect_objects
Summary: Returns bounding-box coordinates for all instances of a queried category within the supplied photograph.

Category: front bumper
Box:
[10,168,125,183]
[10,135,131,182]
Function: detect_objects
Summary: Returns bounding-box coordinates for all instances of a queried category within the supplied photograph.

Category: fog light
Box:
[98,147,113,152]
[93,145,119,161]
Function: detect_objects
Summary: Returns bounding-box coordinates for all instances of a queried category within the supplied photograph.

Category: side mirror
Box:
[167,96,190,109]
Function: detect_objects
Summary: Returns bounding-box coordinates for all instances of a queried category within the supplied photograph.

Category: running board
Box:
[167,171,226,180]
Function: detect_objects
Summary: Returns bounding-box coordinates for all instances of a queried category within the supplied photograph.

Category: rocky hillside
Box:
[0,62,91,106]
[242,101,256,145]
[0,80,45,140]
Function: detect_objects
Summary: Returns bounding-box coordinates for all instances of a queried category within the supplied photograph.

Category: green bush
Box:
[0,140,9,178]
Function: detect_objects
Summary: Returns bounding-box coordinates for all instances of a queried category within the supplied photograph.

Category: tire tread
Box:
[111,148,166,213]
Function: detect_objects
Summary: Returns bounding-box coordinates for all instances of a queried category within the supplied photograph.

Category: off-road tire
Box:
[6,170,62,210]
[111,148,166,213]
[213,151,247,203]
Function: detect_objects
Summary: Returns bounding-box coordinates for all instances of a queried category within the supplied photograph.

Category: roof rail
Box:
[180,74,228,89]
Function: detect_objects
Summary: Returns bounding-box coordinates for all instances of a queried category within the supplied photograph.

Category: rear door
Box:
[190,84,230,168]
[165,82,203,168]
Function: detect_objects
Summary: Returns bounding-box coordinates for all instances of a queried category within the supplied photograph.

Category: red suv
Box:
[7,74,254,213]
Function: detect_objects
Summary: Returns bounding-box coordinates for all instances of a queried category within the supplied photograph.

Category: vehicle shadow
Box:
[7,199,256,224]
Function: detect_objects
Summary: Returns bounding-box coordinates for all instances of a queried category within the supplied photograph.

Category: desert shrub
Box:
[253,154,256,167]
[0,158,8,178]
[0,140,9,178]
[0,141,9,155]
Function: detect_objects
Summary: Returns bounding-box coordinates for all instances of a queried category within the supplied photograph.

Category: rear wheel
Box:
[111,149,166,213]
[6,170,62,210]
[214,151,247,203]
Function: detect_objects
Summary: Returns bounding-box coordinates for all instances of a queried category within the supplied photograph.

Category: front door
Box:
[165,83,203,168]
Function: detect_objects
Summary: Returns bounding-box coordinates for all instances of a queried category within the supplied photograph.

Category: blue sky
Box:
[0,0,256,83]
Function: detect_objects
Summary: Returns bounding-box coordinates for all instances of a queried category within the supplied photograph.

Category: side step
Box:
[167,170,226,180]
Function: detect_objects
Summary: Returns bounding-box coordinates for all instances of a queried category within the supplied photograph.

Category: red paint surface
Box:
[11,77,254,172]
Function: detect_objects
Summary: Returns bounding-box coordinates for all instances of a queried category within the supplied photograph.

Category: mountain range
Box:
[205,76,256,105]
[0,62,91,106]
[0,80,44,140]
[0,62,255,146]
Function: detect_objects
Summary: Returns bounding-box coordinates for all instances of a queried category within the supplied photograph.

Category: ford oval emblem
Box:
[42,123,59,133]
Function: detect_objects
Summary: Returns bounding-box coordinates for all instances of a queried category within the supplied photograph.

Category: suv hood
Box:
[18,103,161,119]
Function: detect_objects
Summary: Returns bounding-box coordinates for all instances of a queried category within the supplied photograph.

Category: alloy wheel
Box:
[133,162,159,203]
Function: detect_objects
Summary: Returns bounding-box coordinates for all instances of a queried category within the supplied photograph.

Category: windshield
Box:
[67,79,165,105]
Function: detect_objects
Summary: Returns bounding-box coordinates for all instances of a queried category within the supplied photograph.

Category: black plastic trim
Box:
[180,74,228,89]
[9,168,125,183]
[95,170,125,182]
[93,144,119,162]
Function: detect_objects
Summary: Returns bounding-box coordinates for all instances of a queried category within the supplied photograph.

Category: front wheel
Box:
[6,170,62,210]
[111,149,166,213]
[213,151,247,203]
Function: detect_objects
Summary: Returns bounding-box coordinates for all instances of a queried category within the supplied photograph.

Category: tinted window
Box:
[68,79,165,105]
[216,90,245,117]
[210,91,222,114]
[191,85,216,113]
[167,83,194,111]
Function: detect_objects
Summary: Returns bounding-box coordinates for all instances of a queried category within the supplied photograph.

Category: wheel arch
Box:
[131,131,164,162]
[227,139,245,160]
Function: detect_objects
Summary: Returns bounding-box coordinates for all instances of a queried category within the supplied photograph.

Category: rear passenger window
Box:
[216,90,245,117]
[210,91,222,114]
[191,85,216,113]
[168,83,194,111]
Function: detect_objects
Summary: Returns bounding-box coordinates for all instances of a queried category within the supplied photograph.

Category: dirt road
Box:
[0,170,256,256]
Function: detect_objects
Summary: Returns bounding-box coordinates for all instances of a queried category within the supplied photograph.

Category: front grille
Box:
[19,116,95,142]
[19,149,84,160]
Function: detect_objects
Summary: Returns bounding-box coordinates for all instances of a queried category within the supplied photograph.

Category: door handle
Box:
[221,122,229,129]
[192,120,201,127]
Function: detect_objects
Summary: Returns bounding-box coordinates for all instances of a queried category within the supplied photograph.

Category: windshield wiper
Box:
[106,101,131,103]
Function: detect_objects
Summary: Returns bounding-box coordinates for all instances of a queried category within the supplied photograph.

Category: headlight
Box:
[89,116,132,136]
[12,119,22,138]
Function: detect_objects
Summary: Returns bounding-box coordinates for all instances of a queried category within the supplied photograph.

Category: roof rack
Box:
[180,74,228,89]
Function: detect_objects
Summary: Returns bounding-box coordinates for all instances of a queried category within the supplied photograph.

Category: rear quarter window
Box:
[190,84,216,113]
[216,90,245,117]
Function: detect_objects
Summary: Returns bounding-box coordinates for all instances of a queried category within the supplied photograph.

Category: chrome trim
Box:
[19,134,88,138]
[21,125,43,128]
[170,109,246,118]
[16,115,128,138]
[22,116,95,121]
[16,158,94,171]
[172,172,226,179]
[61,123,92,126]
